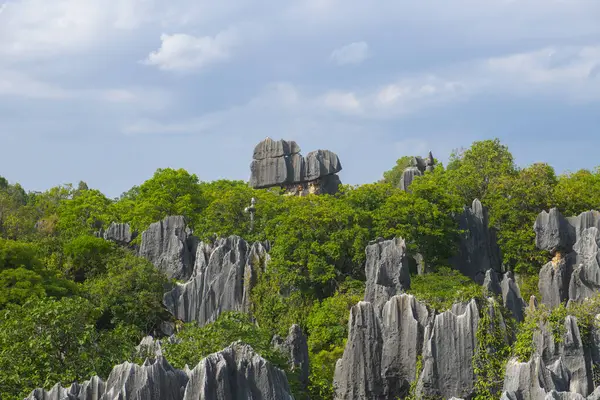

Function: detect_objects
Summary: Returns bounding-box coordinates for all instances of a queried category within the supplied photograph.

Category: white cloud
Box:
[0,69,73,99]
[143,29,238,71]
[330,41,369,65]
[321,91,362,113]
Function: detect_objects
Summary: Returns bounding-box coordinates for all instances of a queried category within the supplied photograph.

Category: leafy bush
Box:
[407,267,483,312]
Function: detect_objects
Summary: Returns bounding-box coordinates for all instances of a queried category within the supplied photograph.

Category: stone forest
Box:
[3,137,600,400]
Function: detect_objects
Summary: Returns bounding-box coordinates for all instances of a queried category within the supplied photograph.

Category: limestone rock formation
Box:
[417,299,481,399]
[451,199,503,283]
[333,294,432,399]
[184,342,294,400]
[272,325,310,392]
[103,222,135,246]
[398,154,433,192]
[364,237,411,309]
[27,342,293,400]
[501,272,527,322]
[138,215,196,281]
[163,236,269,326]
[535,209,600,308]
[484,269,502,296]
[249,137,343,195]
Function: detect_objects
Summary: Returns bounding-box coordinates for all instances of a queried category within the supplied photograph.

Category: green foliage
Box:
[405,355,423,400]
[162,312,304,397]
[473,299,511,399]
[553,168,600,216]
[382,155,414,187]
[83,252,169,332]
[306,279,364,354]
[0,239,76,307]
[308,346,344,399]
[485,163,557,274]
[373,191,460,270]
[408,267,483,312]
[0,297,140,400]
[447,138,516,205]
[63,235,115,282]
[57,189,112,239]
[120,168,204,232]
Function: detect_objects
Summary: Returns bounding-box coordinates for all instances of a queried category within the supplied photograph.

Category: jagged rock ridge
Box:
[138,215,197,281]
[163,235,270,327]
[26,342,294,400]
[451,199,503,284]
[249,138,343,195]
[535,209,600,308]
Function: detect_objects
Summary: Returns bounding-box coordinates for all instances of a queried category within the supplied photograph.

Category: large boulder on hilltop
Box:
[253,138,301,160]
[304,149,342,181]
[451,199,503,283]
[249,137,343,195]
[184,342,294,400]
[399,167,422,193]
[138,216,196,280]
[27,343,294,400]
[163,236,269,327]
[364,237,411,309]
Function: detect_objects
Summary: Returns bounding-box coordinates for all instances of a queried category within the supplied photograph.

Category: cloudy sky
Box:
[1,0,599,197]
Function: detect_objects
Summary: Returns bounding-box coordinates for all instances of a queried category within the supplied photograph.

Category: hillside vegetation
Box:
[1,138,599,399]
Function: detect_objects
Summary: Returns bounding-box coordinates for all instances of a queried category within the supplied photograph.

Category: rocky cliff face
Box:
[138,215,197,281]
[535,209,600,308]
[364,237,411,310]
[398,152,435,193]
[451,199,504,283]
[502,314,595,400]
[249,138,343,195]
[26,342,293,400]
[103,222,135,246]
[163,236,270,327]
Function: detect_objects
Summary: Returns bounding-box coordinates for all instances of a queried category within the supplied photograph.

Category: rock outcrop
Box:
[272,325,310,392]
[503,314,595,400]
[535,209,600,308]
[27,342,294,400]
[417,300,481,399]
[138,215,196,281]
[334,295,431,399]
[398,152,435,192]
[364,237,411,310]
[501,272,527,322]
[163,236,269,327]
[249,138,343,195]
[451,199,503,283]
[103,222,135,246]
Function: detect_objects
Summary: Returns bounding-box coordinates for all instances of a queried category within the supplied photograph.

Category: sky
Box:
[1,0,600,198]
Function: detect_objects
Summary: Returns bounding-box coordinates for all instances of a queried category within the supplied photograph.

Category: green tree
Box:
[57,189,112,239]
[84,252,169,332]
[120,168,204,232]
[63,235,115,282]
[553,168,600,216]
[447,139,516,204]
[486,163,557,274]
[0,297,140,400]
[382,155,414,187]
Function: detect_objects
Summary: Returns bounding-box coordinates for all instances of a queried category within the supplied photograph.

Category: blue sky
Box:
[1,0,599,198]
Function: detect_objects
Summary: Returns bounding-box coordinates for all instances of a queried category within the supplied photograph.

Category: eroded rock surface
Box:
[535,209,600,308]
[103,222,135,246]
[451,199,503,283]
[138,215,196,281]
[272,325,310,392]
[249,137,343,195]
[364,237,411,309]
[27,343,293,400]
[163,236,269,327]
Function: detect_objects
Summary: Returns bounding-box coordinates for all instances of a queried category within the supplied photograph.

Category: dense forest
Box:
[2,138,600,399]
